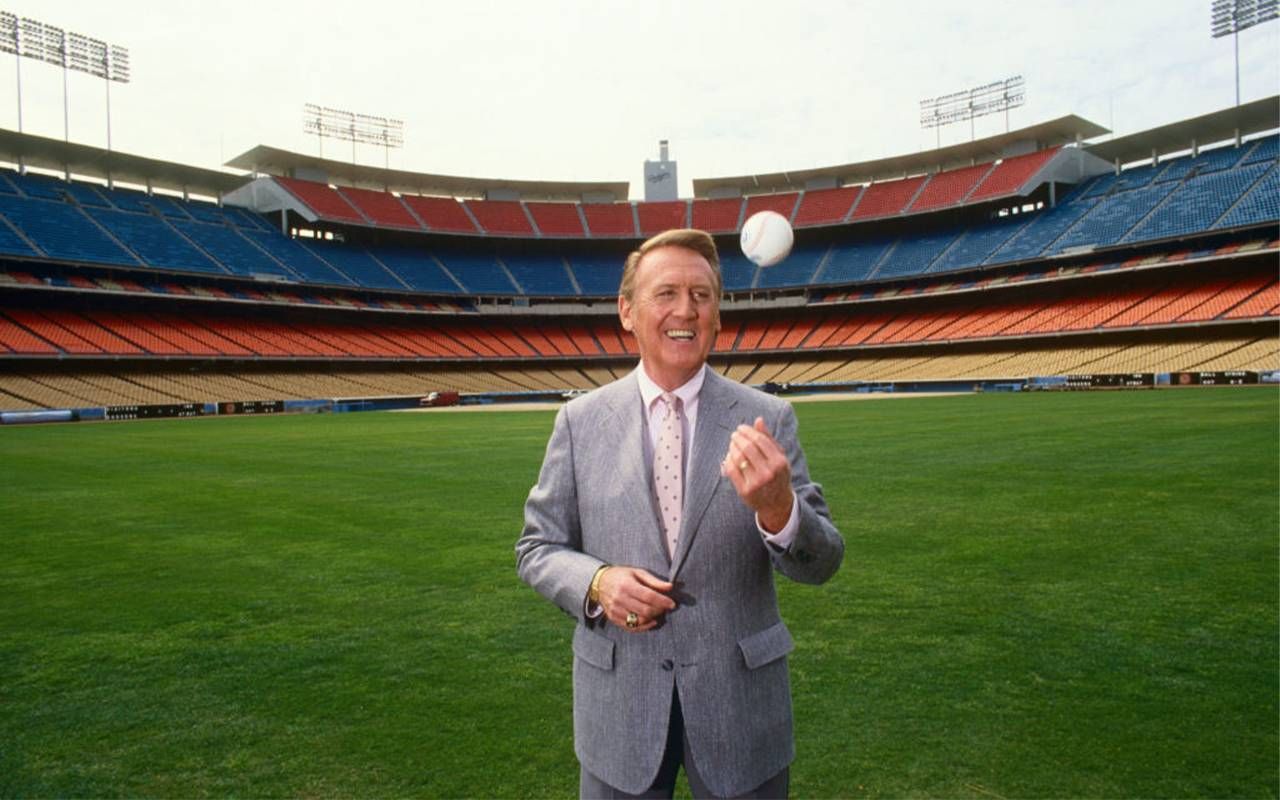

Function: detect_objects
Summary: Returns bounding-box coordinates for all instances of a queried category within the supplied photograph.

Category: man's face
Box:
[618,245,721,391]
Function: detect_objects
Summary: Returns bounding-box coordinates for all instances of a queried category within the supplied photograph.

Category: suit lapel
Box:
[671,369,739,577]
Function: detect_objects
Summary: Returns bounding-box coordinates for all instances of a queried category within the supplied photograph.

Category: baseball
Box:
[740,210,794,268]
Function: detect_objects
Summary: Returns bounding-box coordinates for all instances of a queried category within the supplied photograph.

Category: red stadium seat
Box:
[275,177,366,224]
[690,198,743,233]
[581,203,637,237]
[401,195,480,233]
[526,202,586,237]
[850,175,927,220]
[465,200,535,236]
[337,186,423,230]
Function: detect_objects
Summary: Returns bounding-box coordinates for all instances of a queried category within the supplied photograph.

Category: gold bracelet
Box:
[588,565,610,605]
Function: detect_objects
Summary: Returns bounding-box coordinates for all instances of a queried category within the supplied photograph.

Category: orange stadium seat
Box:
[1223,280,1278,319]
[0,312,59,354]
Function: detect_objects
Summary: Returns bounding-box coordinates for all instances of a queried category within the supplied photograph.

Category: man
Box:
[516,229,844,799]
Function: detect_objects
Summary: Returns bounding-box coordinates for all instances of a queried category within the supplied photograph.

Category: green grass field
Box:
[2,389,1276,798]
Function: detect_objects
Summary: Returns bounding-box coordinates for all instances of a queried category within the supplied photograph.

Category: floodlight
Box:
[1211,0,1278,105]
[303,103,405,167]
[920,76,1026,145]
[0,10,130,147]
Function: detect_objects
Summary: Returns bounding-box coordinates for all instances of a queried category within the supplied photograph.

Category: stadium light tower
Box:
[920,76,1026,148]
[0,11,130,150]
[303,103,404,169]
[1211,0,1278,107]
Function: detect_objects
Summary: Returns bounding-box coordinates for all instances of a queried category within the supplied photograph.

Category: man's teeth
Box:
[666,330,695,340]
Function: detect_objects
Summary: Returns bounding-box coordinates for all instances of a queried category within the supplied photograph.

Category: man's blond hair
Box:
[619,229,722,301]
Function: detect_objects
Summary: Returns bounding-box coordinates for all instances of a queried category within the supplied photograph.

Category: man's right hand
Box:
[597,566,676,632]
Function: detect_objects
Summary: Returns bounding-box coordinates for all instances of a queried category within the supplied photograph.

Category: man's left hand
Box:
[721,417,794,533]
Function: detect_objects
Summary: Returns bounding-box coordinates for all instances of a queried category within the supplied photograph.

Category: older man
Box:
[516,228,844,799]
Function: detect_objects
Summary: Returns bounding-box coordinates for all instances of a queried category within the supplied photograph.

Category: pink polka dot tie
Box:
[654,392,684,559]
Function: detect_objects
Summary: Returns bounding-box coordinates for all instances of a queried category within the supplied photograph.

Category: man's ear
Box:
[618,295,633,332]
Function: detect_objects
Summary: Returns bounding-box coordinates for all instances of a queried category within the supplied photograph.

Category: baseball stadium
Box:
[1,3,1277,797]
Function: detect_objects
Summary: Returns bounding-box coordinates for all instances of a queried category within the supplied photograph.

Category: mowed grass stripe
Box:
[1,389,1275,797]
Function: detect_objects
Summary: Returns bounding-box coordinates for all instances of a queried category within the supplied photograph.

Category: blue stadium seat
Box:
[502,253,578,295]
[932,217,1029,273]
[1052,181,1178,253]
[1240,134,1278,165]
[567,252,625,296]
[145,194,194,220]
[1214,164,1279,230]
[373,247,464,293]
[0,215,38,257]
[0,195,138,266]
[719,251,757,292]
[101,187,154,213]
[173,219,283,276]
[9,171,69,201]
[1126,161,1272,243]
[88,207,224,273]
[755,242,827,289]
[988,197,1098,263]
[183,200,233,224]
[239,230,349,284]
[432,246,518,294]
[1152,145,1246,184]
[0,170,18,195]
[876,228,961,278]
[818,237,895,284]
[301,241,408,290]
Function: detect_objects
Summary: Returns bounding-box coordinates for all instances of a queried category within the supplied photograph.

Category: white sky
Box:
[1,0,1277,198]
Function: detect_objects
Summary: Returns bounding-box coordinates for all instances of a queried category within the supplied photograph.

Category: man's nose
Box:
[674,291,697,317]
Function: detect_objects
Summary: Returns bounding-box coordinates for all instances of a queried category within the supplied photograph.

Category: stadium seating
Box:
[526,202,586,237]
[464,200,535,235]
[850,175,927,220]
[501,253,577,296]
[744,193,801,221]
[401,195,479,233]
[908,163,994,212]
[1126,162,1271,242]
[690,198,743,233]
[338,186,422,230]
[275,177,366,224]
[87,208,224,274]
[968,147,1061,201]
[792,187,862,227]
[636,201,688,235]
[0,195,139,266]
[581,203,637,237]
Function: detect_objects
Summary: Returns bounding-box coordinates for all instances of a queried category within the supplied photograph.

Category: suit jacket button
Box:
[661,659,674,671]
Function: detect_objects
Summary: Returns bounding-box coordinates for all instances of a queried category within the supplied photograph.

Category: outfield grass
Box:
[1,389,1276,798]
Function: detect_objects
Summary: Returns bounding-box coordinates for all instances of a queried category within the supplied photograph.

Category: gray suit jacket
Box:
[516,368,844,796]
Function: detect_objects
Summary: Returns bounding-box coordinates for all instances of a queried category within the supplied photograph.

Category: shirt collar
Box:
[636,362,705,412]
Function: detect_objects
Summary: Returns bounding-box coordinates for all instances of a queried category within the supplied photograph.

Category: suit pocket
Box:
[573,625,615,671]
[737,620,795,670]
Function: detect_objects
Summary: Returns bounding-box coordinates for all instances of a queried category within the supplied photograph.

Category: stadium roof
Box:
[1084,95,1280,165]
[0,127,249,198]
[691,115,1109,197]
[224,145,631,203]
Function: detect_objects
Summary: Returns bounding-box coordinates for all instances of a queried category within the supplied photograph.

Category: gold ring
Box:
[625,612,639,629]
[739,460,749,472]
